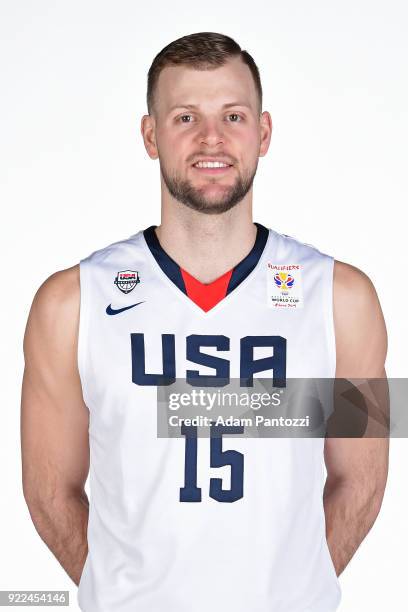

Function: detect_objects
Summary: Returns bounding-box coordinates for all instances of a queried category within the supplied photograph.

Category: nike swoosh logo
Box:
[106,301,145,315]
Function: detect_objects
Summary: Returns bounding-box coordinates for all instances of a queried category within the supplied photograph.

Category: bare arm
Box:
[324,261,389,576]
[21,264,89,586]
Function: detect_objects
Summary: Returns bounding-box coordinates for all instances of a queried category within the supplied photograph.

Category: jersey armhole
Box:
[78,258,92,411]
[324,256,337,378]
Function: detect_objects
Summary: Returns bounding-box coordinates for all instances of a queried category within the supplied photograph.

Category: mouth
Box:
[192,159,234,174]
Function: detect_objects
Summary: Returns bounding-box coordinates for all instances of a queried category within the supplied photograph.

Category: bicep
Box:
[21,266,89,505]
[325,261,389,487]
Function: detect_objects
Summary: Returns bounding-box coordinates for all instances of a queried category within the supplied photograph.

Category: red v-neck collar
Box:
[180,267,233,312]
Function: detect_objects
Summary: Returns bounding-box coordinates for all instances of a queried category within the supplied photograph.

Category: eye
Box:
[227,113,242,122]
[179,114,193,123]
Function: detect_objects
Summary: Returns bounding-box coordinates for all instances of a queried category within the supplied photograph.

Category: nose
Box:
[198,117,224,147]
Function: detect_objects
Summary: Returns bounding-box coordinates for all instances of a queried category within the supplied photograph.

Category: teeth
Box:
[194,161,230,168]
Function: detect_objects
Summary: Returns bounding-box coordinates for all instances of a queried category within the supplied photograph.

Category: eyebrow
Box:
[168,102,252,112]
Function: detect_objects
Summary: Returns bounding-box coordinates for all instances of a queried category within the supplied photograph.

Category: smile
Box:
[192,160,233,174]
[194,161,231,168]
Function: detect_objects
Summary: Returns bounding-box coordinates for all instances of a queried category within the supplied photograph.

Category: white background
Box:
[1,0,407,610]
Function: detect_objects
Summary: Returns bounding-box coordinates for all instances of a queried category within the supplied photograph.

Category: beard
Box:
[159,160,258,215]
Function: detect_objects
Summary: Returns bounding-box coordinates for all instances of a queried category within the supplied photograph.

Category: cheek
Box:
[162,153,183,174]
[242,129,261,151]
[231,127,260,155]
[157,134,186,166]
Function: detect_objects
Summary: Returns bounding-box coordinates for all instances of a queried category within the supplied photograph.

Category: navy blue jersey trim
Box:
[226,222,269,294]
[143,225,187,294]
[143,222,269,297]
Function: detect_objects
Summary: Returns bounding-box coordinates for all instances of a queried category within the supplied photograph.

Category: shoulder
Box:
[333,260,380,308]
[268,229,332,266]
[24,265,80,358]
[30,264,80,316]
[81,231,144,267]
[332,260,387,376]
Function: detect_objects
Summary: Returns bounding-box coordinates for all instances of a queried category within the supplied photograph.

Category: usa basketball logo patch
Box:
[267,264,303,308]
[114,270,140,294]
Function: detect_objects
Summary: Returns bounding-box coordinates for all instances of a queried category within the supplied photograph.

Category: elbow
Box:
[22,484,53,521]
[370,481,387,518]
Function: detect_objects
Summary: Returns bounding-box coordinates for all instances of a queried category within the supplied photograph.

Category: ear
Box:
[140,114,159,160]
[259,111,272,157]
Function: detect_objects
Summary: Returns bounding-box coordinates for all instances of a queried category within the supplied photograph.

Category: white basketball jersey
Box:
[77,223,341,612]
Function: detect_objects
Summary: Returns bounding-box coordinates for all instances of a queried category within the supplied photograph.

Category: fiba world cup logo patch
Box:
[273,272,295,295]
[114,270,140,294]
[267,263,303,309]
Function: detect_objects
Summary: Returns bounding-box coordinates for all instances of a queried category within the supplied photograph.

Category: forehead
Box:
[154,56,258,114]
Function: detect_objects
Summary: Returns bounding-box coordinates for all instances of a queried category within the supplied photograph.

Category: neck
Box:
[155,201,257,284]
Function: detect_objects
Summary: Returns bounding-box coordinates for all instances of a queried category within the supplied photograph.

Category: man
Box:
[21,32,388,611]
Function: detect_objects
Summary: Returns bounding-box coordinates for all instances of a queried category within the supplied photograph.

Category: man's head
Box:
[141,32,272,215]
